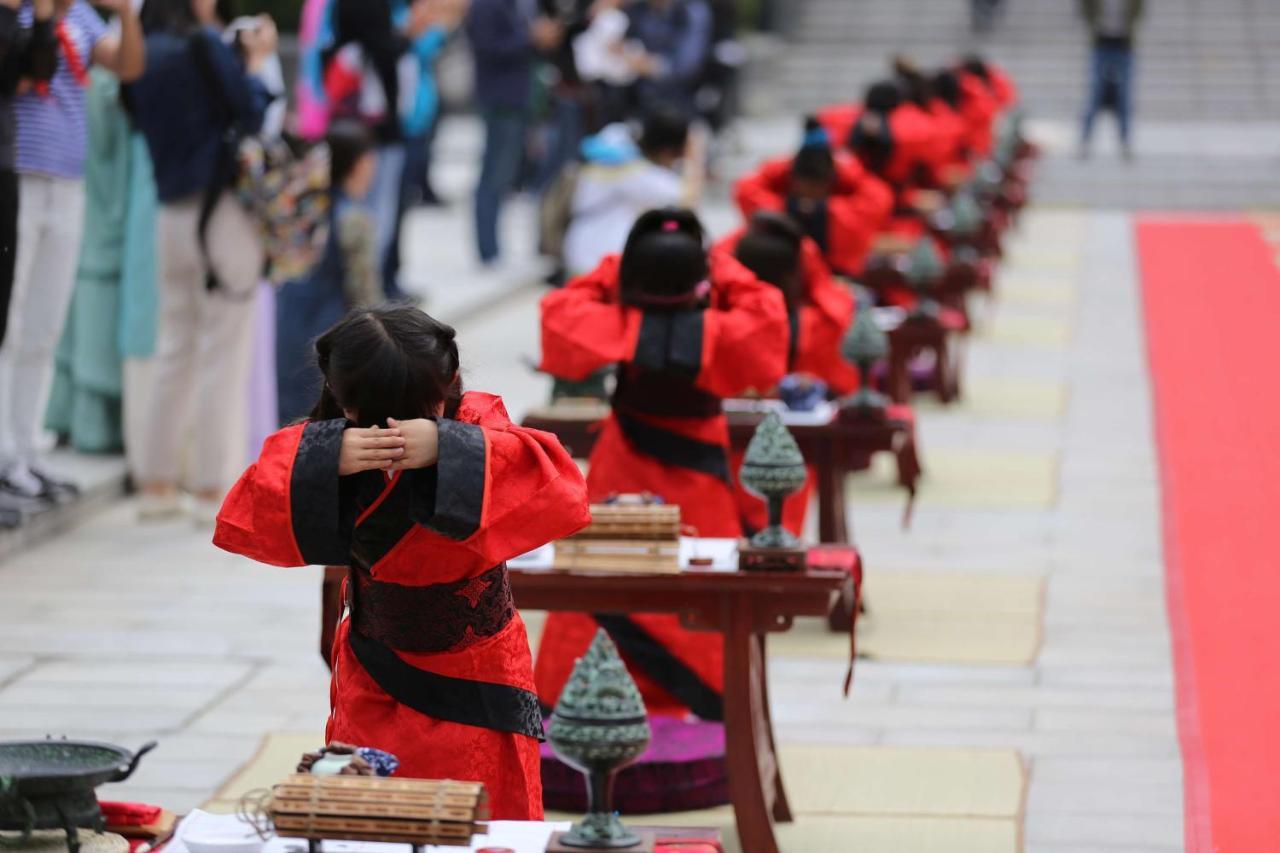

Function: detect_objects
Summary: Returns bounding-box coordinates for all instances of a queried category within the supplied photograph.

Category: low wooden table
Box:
[885,312,965,405]
[508,560,851,853]
[522,404,921,546]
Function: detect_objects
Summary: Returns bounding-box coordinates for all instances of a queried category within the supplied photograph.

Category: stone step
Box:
[0,451,129,566]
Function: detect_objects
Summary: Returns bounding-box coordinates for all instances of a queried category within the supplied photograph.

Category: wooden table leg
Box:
[723,596,782,853]
[934,334,954,403]
[814,445,848,546]
[755,633,792,823]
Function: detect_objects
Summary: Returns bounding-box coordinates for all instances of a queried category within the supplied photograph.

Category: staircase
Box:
[739,0,1280,209]
[753,0,1279,121]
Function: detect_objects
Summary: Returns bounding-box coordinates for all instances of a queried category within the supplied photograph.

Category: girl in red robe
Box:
[534,209,789,720]
[734,120,894,279]
[718,211,858,395]
[214,307,591,820]
[718,211,857,535]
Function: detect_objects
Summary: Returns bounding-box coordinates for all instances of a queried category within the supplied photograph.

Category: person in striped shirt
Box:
[0,0,142,507]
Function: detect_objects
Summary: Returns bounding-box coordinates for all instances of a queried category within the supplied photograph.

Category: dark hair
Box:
[619,208,709,308]
[140,0,200,34]
[864,80,903,115]
[792,117,835,185]
[327,119,376,190]
[639,107,690,158]
[892,56,933,106]
[309,307,462,428]
[850,111,894,175]
[932,70,961,108]
[735,211,803,292]
[961,54,991,82]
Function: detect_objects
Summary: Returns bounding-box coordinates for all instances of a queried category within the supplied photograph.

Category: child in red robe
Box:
[214,307,591,820]
[718,212,858,536]
[734,120,894,279]
[534,208,789,720]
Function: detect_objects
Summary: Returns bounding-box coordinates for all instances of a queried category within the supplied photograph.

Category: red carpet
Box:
[1138,218,1280,852]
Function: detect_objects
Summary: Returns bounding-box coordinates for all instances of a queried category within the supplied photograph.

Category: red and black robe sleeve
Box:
[407,394,593,563]
[694,251,791,398]
[732,159,791,221]
[214,420,353,568]
[825,159,895,276]
[792,238,860,394]
[539,257,642,382]
[816,103,863,150]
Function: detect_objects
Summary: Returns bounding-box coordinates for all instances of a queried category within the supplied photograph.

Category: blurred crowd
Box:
[0,0,749,527]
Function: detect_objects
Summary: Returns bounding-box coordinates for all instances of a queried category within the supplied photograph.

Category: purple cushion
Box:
[541,716,728,814]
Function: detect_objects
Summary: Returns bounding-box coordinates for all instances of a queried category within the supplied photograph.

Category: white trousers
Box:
[133,195,261,494]
[0,174,86,470]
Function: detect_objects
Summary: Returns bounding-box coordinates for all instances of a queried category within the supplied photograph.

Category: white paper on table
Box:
[872,306,907,331]
[723,398,836,426]
[509,538,739,572]
[168,812,572,853]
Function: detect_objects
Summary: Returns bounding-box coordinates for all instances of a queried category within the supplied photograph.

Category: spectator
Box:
[44,65,158,465]
[329,0,437,297]
[465,0,562,266]
[533,0,590,191]
[0,0,56,526]
[125,0,273,523]
[383,0,467,295]
[1080,0,1143,159]
[623,0,710,119]
[561,108,700,277]
[0,0,142,506]
[572,0,640,127]
[0,0,55,352]
[276,120,382,426]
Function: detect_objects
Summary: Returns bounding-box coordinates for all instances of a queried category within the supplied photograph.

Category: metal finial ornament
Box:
[548,630,651,850]
[904,238,944,319]
[739,413,807,550]
[949,187,983,237]
[840,310,889,414]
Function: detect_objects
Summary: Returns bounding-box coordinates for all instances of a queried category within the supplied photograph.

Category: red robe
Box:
[717,230,857,536]
[716,229,858,395]
[986,63,1019,110]
[959,72,1000,158]
[733,155,894,278]
[213,392,591,820]
[534,251,789,719]
[818,102,952,190]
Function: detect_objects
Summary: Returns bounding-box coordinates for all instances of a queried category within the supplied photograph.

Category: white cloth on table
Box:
[167,810,573,853]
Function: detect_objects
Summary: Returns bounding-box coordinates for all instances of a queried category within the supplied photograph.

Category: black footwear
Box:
[30,466,80,501]
[0,495,23,529]
[0,486,36,524]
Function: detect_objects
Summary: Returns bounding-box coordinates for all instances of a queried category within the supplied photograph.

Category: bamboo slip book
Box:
[553,504,682,573]
[269,775,488,847]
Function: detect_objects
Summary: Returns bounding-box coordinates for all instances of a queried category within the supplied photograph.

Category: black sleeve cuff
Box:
[410,420,486,541]
[290,419,351,565]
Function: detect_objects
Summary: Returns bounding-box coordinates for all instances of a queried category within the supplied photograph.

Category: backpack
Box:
[190,33,332,290]
[234,136,333,285]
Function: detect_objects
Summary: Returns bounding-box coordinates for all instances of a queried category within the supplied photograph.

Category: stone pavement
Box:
[0,193,1184,849]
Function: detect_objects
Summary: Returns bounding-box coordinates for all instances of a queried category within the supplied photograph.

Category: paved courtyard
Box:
[0,118,1184,848]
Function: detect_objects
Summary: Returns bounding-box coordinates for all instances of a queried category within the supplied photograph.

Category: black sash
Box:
[592,614,724,722]
[613,410,731,484]
[612,368,722,419]
[348,628,544,740]
[349,563,515,654]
